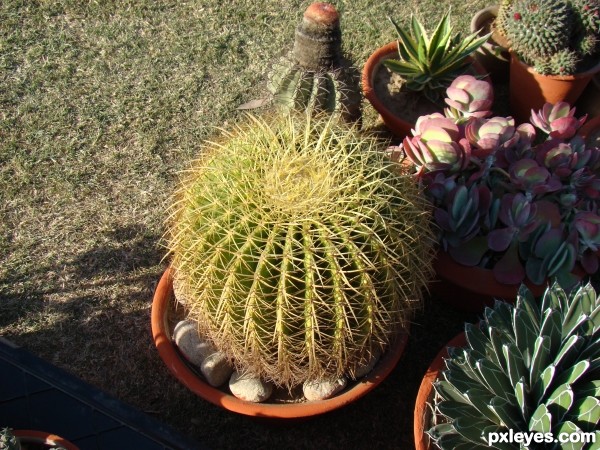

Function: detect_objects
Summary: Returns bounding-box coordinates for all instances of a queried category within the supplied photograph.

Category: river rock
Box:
[352,347,382,379]
[173,320,215,367]
[303,376,347,401]
[229,371,274,403]
[201,352,234,387]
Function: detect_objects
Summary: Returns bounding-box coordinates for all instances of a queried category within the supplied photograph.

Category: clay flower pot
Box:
[151,267,409,419]
[509,54,600,124]
[362,42,489,139]
[11,430,79,450]
[470,6,509,83]
[430,251,587,313]
[413,332,467,450]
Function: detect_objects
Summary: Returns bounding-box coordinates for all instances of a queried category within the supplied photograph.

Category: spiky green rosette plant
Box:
[500,0,600,75]
[167,114,435,388]
[429,282,600,449]
[0,429,19,450]
[382,10,490,103]
[266,3,361,123]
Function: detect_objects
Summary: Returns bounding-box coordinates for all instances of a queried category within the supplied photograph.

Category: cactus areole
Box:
[167,114,434,388]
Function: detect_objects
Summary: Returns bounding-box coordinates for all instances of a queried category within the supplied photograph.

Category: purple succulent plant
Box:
[402,113,471,173]
[408,74,600,287]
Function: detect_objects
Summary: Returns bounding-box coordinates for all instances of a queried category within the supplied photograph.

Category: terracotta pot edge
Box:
[151,267,409,419]
[413,332,467,450]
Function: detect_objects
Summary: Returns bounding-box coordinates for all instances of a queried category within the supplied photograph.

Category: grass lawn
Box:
[2,0,490,448]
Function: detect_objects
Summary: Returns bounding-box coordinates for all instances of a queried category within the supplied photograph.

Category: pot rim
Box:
[413,332,467,450]
[361,41,491,138]
[12,430,79,450]
[510,51,600,81]
[151,267,409,419]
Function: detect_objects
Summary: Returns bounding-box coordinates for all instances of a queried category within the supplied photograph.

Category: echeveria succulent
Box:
[443,75,494,123]
[530,102,587,139]
[465,116,519,158]
[407,73,600,287]
[402,113,471,173]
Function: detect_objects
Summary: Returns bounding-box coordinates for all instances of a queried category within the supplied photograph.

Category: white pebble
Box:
[173,320,215,367]
[201,352,234,387]
[229,371,274,403]
[351,347,382,379]
[303,376,347,401]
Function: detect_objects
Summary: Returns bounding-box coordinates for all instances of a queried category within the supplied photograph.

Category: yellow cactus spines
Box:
[167,114,435,388]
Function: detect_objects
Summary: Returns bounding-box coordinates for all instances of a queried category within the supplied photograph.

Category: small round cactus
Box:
[500,0,600,74]
[266,2,361,122]
[504,0,572,62]
[167,114,435,388]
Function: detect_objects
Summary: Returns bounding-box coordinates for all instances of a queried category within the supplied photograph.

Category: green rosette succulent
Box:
[429,282,600,449]
[167,114,435,388]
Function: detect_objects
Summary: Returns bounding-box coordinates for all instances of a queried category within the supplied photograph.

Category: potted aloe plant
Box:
[152,113,436,418]
[495,0,600,123]
[400,74,600,311]
[361,10,490,139]
[414,282,600,450]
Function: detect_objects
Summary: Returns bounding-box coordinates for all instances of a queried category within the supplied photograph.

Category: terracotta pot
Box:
[12,430,79,450]
[470,6,509,83]
[575,74,600,117]
[431,251,587,313]
[361,42,489,140]
[509,54,600,124]
[413,332,467,450]
[151,267,409,419]
[579,115,600,148]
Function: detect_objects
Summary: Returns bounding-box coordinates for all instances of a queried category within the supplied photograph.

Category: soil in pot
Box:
[413,332,466,450]
[372,64,441,135]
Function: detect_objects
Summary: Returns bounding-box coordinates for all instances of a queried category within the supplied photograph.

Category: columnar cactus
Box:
[267,3,361,122]
[429,282,600,449]
[167,114,435,388]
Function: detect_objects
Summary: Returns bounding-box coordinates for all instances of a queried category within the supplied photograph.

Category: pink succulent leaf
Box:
[434,208,452,231]
[548,102,573,121]
[469,99,493,113]
[548,116,580,139]
[446,87,470,104]
[488,227,515,252]
[414,112,448,134]
[448,236,488,266]
[401,137,425,166]
[516,123,536,142]
[492,242,526,285]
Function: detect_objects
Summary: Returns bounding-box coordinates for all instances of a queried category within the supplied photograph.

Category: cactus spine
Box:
[267,3,361,123]
[168,114,434,388]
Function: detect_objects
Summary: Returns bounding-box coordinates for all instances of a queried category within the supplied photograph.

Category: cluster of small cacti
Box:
[499,0,600,75]
[167,114,435,388]
[266,2,361,122]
